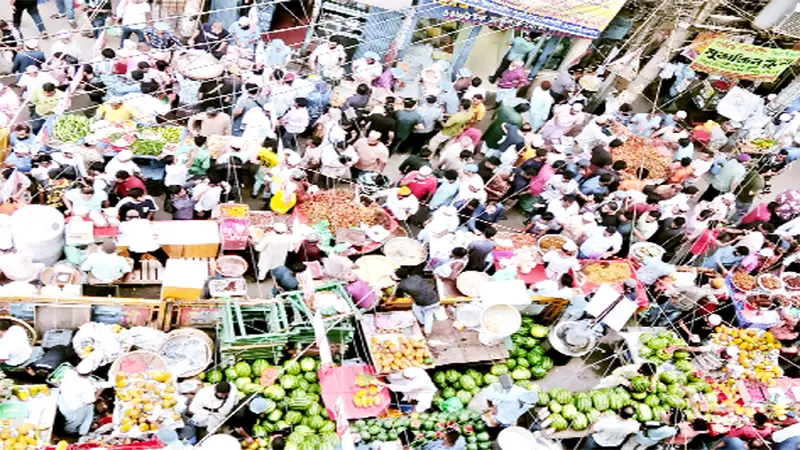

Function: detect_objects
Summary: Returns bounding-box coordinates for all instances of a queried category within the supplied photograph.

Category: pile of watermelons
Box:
[352,410,491,450]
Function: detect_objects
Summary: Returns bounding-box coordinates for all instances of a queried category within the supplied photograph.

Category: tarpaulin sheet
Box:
[319,364,390,420]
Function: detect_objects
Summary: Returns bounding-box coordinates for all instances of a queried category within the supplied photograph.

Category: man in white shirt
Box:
[547,194,580,225]
[81,241,132,283]
[384,186,419,221]
[104,150,140,179]
[0,325,32,367]
[57,365,99,435]
[16,66,57,99]
[188,381,238,430]
[117,0,151,48]
[51,30,81,60]
[242,102,276,144]
[542,241,580,280]
[580,225,623,259]
[587,406,640,448]
[309,39,346,81]
[119,210,170,268]
[280,98,309,151]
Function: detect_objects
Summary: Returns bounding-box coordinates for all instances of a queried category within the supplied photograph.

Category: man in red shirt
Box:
[399,166,437,203]
[114,170,146,199]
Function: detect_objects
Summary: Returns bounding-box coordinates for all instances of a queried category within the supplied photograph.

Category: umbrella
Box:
[776,189,800,220]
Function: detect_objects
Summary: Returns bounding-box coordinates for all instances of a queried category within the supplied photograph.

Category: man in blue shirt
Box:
[5,147,32,173]
[489,31,539,84]
[674,137,694,161]
[12,40,45,75]
[579,173,612,197]
[466,201,504,233]
[429,170,460,210]
[700,245,749,273]
[270,263,306,296]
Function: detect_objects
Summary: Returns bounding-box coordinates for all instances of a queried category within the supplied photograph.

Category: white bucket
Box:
[498,426,536,449]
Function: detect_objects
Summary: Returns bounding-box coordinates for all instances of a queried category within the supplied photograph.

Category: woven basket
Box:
[108,350,167,380]
[158,328,214,378]
[456,271,491,297]
[383,237,426,266]
[215,255,249,277]
[0,316,36,343]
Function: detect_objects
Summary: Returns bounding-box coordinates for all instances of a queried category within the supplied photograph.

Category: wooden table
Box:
[426,312,509,367]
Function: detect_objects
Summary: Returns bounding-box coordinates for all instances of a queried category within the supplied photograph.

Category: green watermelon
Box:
[224,367,238,381]
[490,365,509,376]
[540,356,553,370]
[234,361,252,378]
[511,368,531,380]
[659,371,678,385]
[548,413,568,431]
[205,369,222,383]
[280,375,299,390]
[636,404,653,421]
[561,404,578,420]
[527,353,543,366]
[586,409,601,424]
[460,375,477,390]
[531,367,547,379]
[284,360,301,376]
[433,372,447,386]
[550,388,573,405]
[574,394,593,413]
[285,411,303,425]
[299,357,317,372]
[537,391,550,406]
[549,401,562,414]
[571,412,589,431]
[530,324,548,338]
[630,376,650,392]
[644,394,660,407]
[592,392,609,411]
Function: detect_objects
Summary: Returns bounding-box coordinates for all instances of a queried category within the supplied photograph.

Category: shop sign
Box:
[91,305,152,327]
[690,39,800,82]
[417,0,543,32]
[433,0,626,38]
[177,306,221,328]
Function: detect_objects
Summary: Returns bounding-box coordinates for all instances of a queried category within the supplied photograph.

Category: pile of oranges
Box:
[711,325,782,386]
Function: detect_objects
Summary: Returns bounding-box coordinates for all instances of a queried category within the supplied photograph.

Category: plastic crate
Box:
[279,282,357,345]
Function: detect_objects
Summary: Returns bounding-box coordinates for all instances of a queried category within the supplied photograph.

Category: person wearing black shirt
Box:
[477,156,500,183]
[190,22,231,59]
[649,216,687,259]
[85,0,113,37]
[391,268,439,334]
[398,148,433,175]
[364,107,396,146]
[0,21,20,55]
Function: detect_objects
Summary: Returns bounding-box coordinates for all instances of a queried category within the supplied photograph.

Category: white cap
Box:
[117,150,133,161]
[238,16,250,26]
[529,134,545,148]
[418,166,432,176]
[768,93,778,101]
[676,110,687,119]
[582,212,595,221]
[286,153,302,166]
[272,222,287,233]
[367,130,382,140]
[572,103,584,112]
[781,113,792,122]
[154,22,169,31]
[562,241,577,252]
[24,39,38,49]
[708,314,722,326]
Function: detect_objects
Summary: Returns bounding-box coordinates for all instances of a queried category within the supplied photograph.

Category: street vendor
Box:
[80,240,132,283]
[596,362,658,390]
[386,367,437,413]
[57,361,102,436]
[188,381,238,431]
[383,186,419,221]
[432,247,468,282]
[255,222,295,281]
[391,268,439,334]
[483,379,538,428]
[542,240,580,280]
[0,324,33,368]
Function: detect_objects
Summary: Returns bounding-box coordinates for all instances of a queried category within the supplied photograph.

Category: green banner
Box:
[690,39,800,82]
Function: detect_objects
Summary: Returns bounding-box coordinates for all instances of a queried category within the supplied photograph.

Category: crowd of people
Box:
[3,4,800,449]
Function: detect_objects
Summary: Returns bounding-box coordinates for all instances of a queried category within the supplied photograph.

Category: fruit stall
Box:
[294,189,401,255]
[0,378,60,450]
[360,312,434,374]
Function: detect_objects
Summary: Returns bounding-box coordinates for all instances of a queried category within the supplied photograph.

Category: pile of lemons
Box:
[115,370,181,433]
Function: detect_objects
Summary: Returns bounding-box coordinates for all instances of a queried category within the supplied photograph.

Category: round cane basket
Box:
[0,316,36,343]
[158,328,214,378]
[456,271,491,297]
[383,237,427,266]
[108,350,167,380]
[215,255,248,277]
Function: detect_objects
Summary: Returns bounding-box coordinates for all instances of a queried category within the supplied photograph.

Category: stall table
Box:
[0,387,59,445]
[116,220,220,258]
[426,316,510,366]
[725,275,781,329]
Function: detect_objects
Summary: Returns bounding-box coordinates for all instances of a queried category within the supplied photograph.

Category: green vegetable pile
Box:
[542,372,711,432]
[129,126,182,156]
[638,330,693,372]
[353,410,491,450]
[130,138,164,156]
[201,356,335,448]
[52,114,90,143]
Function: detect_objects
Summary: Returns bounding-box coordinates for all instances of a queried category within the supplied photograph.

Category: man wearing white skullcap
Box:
[352,130,390,176]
